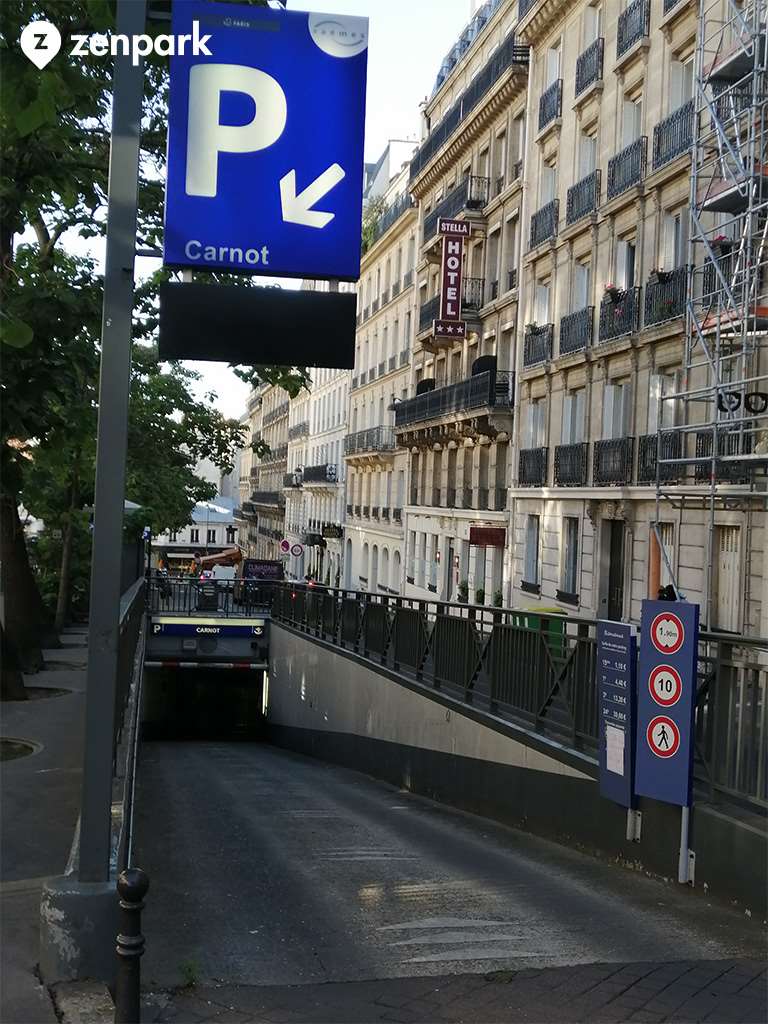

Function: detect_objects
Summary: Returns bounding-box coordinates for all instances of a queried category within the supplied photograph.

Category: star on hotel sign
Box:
[433,318,466,338]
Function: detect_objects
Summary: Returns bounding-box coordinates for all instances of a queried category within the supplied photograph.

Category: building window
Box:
[573,261,591,310]
[669,55,694,111]
[207,529,216,544]
[562,389,586,443]
[660,211,689,270]
[226,526,236,544]
[579,131,597,177]
[535,280,551,322]
[524,514,540,585]
[190,528,199,543]
[524,398,547,448]
[584,2,602,45]
[622,94,643,147]
[616,237,636,289]
[562,517,579,596]
[169,531,178,542]
[603,381,631,439]
[648,371,678,430]
[540,160,557,204]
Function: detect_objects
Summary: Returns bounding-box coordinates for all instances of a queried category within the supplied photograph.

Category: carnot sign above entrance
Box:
[163,2,368,281]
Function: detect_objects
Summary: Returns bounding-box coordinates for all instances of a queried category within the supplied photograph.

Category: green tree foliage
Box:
[0,0,308,686]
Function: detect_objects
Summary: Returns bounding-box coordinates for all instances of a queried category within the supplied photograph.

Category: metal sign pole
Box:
[79,0,147,883]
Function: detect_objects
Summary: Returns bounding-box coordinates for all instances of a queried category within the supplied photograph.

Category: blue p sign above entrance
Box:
[164,2,368,281]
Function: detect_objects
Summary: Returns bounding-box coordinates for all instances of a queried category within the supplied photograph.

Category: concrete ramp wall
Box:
[268,623,767,916]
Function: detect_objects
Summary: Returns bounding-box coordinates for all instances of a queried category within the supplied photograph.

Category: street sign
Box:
[290,543,304,557]
[635,600,699,806]
[596,620,637,807]
[280,539,291,554]
[164,2,368,280]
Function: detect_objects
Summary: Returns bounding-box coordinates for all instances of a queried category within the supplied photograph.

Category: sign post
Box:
[634,599,700,882]
[596,621,637,814]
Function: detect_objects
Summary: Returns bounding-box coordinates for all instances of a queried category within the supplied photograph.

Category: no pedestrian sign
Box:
[634,600,699,806]
[164,2,368,280]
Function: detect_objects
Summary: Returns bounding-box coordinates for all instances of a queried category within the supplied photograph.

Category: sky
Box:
[175,0,474,420]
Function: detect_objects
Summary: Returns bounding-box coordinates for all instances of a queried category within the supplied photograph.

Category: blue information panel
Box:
[151,620,265,638]
[597,620,637,807]
[634,600,699,807]
[164,2,368,280]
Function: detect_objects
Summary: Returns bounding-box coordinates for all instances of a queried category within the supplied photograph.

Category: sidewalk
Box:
[1,628,88,1024]
[147,958,767,1024]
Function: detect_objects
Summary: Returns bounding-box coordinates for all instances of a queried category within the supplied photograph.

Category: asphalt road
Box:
[134,740,763,993]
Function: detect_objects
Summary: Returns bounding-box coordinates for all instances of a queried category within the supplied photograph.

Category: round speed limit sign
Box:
[648,665,682,707]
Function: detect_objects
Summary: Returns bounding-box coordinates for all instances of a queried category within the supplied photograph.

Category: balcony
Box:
[695,428,755,483]
[302,463,338,485]
[538,79,562,131]
[559,306,594,356]
[593,438,634,485]
[663,0,684,10]
[346,503,353,516]
[523,323,553,366]
[607,137,647,199]
[644,266,687,327]
[263,402,289,426]
[418,278,485,335]
[519,446,548,486]
[362,505,370,518]
[251,491,285,508]
[288,421,309,441]
[554,442,589,486]
[598,287,640,342]
[507,268,518,291]
[381,289,389,307]
[422,175,490,243]
[529,198,559,249]
[399,349,408,366]
[354,505,361,517]
[575,38,603,96]
[652,100,694,170]
[393,508,402,523]
[371,506,380,520]
[369,191,416,248]
[403,269,414,288]
[371,297,380,314]
[409,34,530,183]
[282,472,302,488]
[388,354,396,371]
[381,507,390,521]
[637,432,682,483]
[617,0,650,59]
[344,425,396,456]
[566,169,601,225]
[394,369,514,429]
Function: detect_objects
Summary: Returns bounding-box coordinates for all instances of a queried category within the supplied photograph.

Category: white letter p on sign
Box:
[185,63,287,198]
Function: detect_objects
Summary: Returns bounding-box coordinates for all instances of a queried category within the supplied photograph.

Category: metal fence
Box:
[147,577,277,616]
[269,584,767,814]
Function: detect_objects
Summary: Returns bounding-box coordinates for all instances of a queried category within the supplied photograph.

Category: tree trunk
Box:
[54,475,79,633]
[0,621,28,700]
[0,492,52,671]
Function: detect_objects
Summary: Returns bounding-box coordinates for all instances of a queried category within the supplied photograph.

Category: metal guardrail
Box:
[147,578,277,615]
[269,583,768,812]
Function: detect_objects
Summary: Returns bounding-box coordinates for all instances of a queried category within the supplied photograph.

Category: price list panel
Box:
[597,620,637,807]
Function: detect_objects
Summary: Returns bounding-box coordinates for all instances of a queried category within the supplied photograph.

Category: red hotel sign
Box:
[469,526,506,547]
[434,218,470,339]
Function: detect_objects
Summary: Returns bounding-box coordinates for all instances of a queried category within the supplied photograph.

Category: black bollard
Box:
[115,868,150,1024]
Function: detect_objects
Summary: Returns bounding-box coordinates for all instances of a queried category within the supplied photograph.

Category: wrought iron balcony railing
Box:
[388,354,396,371]
[392,280,401,298]
[593,438,634,485]
[637,432,682,483]
[694,427,755,483]
[566,169,601,224]
[394,369,514,429]
[529,199,559,248]
[599,287,641,342]
[402,269,413,288]
[251,491,285,507]
[263,403,289,426]
[378,361,385,377]
[538,79,562,131]
[575,38,603,96]
[652,100,694,170]
[663,0,683,16]
[418,294,440,332]
[399,349,408,366]
[607,137,647,199]
[303,463,338,484]
[344,425,396,455]
[644,265,688,326]
[369,191,416,247]
[519,446,548,486]
[523,323,553,366]
[288,421,309,440]
[423,176,490,242]
[283,472,302,488]
[410,34,529,181]
[554,442,589,486]
[519,0,537,16]
[559,306,594,355]
[371,297,380,314]
[617,0,650,58]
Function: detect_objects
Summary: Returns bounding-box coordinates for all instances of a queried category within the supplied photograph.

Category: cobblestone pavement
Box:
[148,958,767,1023]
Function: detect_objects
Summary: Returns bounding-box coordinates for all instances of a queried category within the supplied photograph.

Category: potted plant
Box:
[475,587,485,605]
[457,579,469,603]
[648,267,670,284]
[525,320,538,332]
[493,589,504,607]
[604,282,622,301]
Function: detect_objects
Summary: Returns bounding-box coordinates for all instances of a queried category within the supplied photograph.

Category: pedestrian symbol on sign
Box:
[647,715,680,758]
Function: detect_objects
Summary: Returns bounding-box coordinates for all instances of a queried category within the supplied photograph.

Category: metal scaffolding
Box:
[655,0,768,630]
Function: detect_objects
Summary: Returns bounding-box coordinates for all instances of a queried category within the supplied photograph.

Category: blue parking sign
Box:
[164,2,368,280]
[635,600,699,807]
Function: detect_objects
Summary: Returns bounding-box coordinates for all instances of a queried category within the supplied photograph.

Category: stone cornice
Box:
[517,0,580,46]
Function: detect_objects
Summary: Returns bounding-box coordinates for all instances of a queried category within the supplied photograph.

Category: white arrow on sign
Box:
[280,163,345,228]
